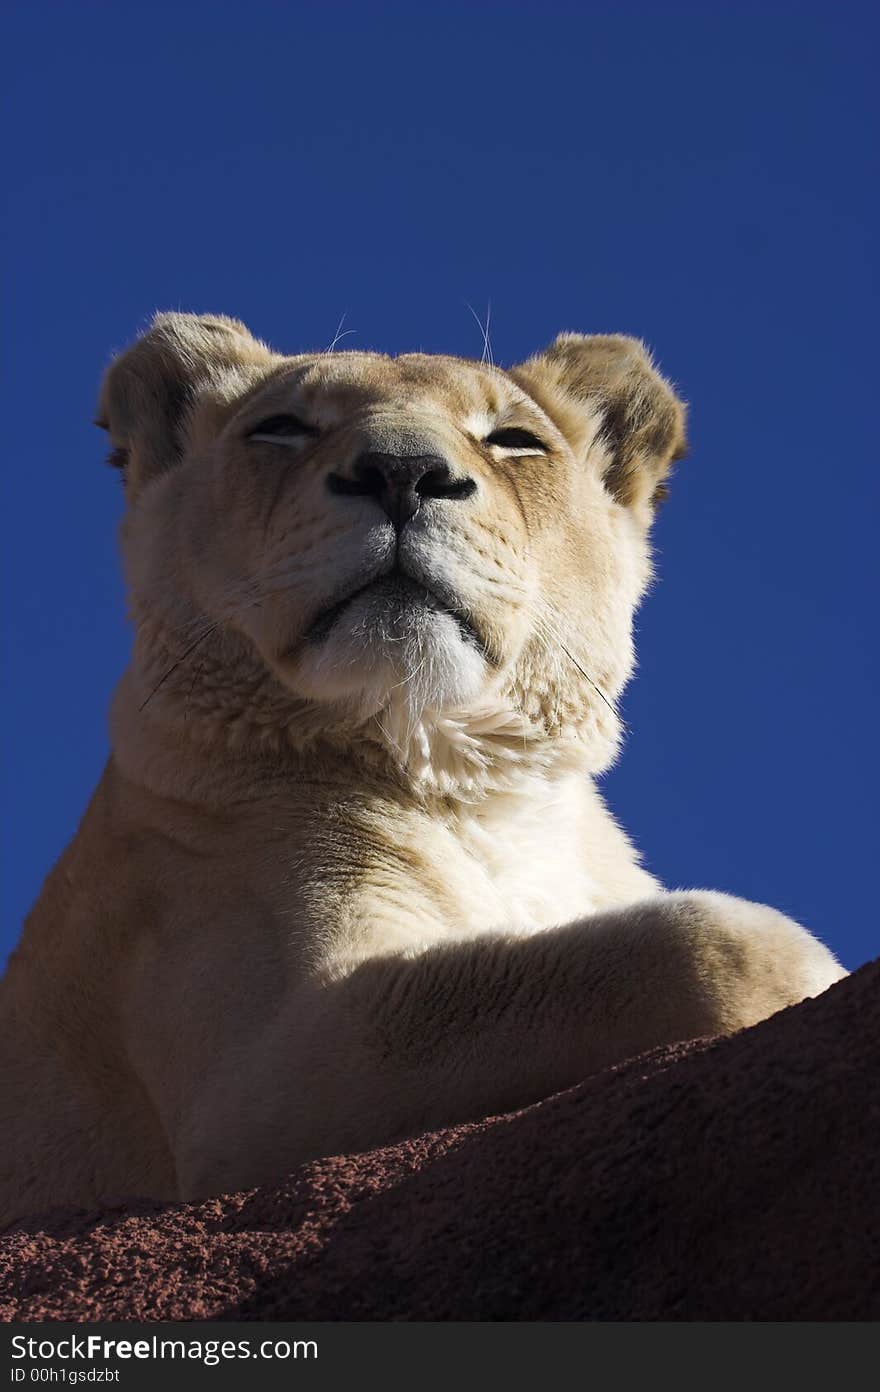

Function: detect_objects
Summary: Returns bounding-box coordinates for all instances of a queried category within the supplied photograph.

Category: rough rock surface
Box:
[2,959,877,1322]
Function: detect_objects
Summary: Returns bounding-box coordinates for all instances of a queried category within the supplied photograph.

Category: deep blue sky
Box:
[2,2,877,970]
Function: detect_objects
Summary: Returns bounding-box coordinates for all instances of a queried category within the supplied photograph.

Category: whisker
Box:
[530,600,629,733]
[324,313,355,354]
[464,300,494,368]
[184,651,208,722]
[138,623,220,712]
[559,642,628,730]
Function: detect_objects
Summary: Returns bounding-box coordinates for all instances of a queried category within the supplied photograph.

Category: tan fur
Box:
[1,314,844,1222]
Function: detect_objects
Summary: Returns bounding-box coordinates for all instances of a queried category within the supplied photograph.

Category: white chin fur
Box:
[287,598,488,722]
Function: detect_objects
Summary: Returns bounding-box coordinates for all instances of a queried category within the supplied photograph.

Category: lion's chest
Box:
[274,771,628,966]
[435,773,601,935]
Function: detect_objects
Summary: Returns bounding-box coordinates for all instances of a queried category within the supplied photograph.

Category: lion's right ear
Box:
[96,312,278,496]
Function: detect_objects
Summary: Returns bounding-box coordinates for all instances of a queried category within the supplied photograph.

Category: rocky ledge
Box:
[2,958,877,1321]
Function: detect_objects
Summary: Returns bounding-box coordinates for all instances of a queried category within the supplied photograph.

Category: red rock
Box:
[2,958,877,1321]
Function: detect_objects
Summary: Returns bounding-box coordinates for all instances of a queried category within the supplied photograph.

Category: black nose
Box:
[327,452,477,529]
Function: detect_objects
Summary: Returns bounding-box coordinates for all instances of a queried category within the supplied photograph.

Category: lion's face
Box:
[100,316,685,784]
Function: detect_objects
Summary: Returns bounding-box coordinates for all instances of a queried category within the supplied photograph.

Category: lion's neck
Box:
[111,651,592,810]
[109,667,655,948]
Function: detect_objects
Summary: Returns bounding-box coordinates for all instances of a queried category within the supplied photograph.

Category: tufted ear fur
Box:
[510,333,687,512]
[96,312,278,497]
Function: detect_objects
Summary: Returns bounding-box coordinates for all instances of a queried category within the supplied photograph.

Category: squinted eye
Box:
[247,414,318,443]
[484,427,547,454]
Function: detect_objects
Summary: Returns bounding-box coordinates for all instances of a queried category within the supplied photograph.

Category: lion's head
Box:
[99,314,685,795]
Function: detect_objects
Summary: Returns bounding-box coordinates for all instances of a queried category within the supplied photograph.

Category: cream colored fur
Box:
[1,314,845,1223]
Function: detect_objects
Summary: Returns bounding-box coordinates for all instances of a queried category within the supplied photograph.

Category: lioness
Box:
[1,314,844,1224]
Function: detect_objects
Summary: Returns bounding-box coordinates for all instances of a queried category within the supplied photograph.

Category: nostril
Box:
[416,469,477,501]
[356,462,386,498]
[327,464,385,498]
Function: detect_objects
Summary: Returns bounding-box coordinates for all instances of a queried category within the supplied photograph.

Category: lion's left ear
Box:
[509,333,687,511]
